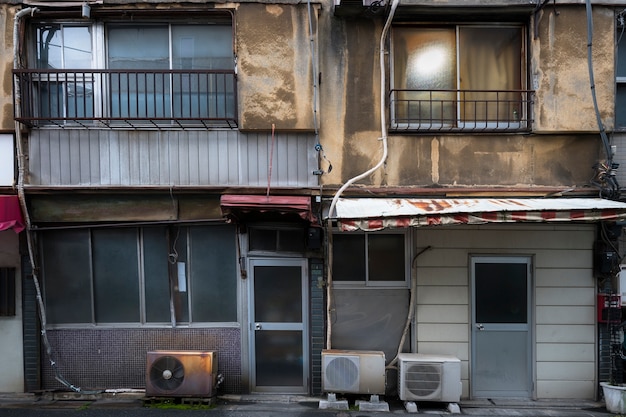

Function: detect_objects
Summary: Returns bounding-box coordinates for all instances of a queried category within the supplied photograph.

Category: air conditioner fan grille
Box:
[150,355,185,392]
[325,356,359,389]
[405,362,442,396]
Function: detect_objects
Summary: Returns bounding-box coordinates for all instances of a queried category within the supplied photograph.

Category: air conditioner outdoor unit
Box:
[322,349,386,395]
[398,353,461,403]
[146,350,218,397]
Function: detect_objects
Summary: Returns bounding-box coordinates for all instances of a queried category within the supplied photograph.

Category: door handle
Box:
[255,323,262,330]
[476,324,484,331]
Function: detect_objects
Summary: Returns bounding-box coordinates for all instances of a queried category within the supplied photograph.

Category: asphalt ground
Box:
[0,392,613,417]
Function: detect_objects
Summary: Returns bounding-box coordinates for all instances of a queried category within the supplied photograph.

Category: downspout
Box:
[327,0,400,220]
[13,7,99,394]
[325,0,400,349]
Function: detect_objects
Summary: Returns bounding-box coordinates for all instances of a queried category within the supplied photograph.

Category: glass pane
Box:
[41,230,92,324]
[617,84,626,129]
[190,225,237,322]
[143,227,171,323]
[108,25,170,118]
[170,227,189,323]
[36,25,62,69]
[255,330,303,386]
[617,34,626,78]
[254,266,302,322]
[278,229,305,252]
[475,262,527,323]
[249,228,276,251]
[393,28,456,124]
[63,26,93,68]
[171,25,233,70]
[368,234,405,281]
[92,228,140,323]
[332,235,365,281]
[459,27,522,122]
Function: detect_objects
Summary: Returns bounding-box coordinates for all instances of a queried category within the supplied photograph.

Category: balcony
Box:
[389,89,534,133]
[14,69,238,129]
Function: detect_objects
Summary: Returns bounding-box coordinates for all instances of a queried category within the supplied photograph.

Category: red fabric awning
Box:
[221,195,317,223]
[334,197,626,231]
[0,195,25,233]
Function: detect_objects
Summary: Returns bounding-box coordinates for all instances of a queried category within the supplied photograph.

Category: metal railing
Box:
[14,69,238,129]
[389,89,534,133]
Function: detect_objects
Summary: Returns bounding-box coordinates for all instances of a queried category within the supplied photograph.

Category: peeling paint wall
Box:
[532,6,615,133]
[237,3,316,130]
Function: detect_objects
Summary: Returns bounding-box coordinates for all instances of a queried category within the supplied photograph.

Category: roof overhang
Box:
[0,195,25,233]
[333,197,626,232]
[221,195,317,224]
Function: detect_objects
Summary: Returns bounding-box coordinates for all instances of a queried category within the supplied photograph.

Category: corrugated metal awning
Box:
[221,195,317,223]
[0,196,25,233]
[334,197,626,232]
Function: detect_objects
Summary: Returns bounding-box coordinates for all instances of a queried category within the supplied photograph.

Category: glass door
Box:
[471,256,532,398]
[249,258,308,393]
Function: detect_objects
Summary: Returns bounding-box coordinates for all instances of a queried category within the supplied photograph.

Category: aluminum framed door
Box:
[471,256,532,398]
[248,258,308,393]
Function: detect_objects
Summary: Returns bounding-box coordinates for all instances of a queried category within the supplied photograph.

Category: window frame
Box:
[331,229,410,288]
[27,18,236,128]
[40,224,239,328]
[390,22,529,132]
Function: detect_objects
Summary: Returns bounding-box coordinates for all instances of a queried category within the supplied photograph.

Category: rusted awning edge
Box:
[334,197,626,231]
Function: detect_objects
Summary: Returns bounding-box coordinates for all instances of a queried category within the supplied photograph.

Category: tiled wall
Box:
[42,328,241,394]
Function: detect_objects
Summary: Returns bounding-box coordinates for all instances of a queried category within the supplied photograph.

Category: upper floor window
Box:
[16,17,237,129]
[616,18,626,130]
[390,24,532,133]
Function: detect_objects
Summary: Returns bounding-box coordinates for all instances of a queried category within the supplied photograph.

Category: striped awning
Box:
[334,197,626,232]
[0,195,25,233]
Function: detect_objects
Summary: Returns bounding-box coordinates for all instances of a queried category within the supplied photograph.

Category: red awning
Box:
[0,195,25,233]
[334,197,626,231]
[221,195,317,223]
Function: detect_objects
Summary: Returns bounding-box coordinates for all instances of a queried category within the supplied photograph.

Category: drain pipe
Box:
[325,0,400,349]
[14,6,99,394]
[327,0,400,220]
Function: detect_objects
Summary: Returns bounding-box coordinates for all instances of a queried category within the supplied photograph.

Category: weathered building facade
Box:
[2,0,626,402]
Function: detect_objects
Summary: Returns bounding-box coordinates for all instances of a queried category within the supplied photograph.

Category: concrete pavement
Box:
[0,391,612,416]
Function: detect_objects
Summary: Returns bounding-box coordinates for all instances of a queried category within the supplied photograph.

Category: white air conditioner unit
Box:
[322,349,386,395]
[146,350,218,397]
[398,353,461,403]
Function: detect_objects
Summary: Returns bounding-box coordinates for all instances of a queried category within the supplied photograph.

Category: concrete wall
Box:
[0,230,23,393]
[414,224,597,399]
[316,4,615,189]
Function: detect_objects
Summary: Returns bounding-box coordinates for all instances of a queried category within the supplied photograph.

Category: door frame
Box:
[470,255,533,399]
[247,257,309,394]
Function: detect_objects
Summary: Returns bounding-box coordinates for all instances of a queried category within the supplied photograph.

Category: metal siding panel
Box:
[179,131,191,185]
[536,380,594,399]
[108,134,121,185]
[78,130,92,185]
[226,131,239,185]
[535,287,595,307]
[99,131,111,185]
[536,268,595,287]
[536,324,595,343]
[198,132,210,184]
[48,131,61,184]
[237,131,248,185]
[536,306,595,325]
[90,130,101,185]
[67,130,81,184]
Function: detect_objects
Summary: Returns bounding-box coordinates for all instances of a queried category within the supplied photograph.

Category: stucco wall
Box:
[0,230,23,393]
[414,224,596,399]
[0,5,14,132]
[532,6,615,133]
[237,3,317,131]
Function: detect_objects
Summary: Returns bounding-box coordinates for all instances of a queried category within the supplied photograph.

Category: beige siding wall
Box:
[414,224,596,400]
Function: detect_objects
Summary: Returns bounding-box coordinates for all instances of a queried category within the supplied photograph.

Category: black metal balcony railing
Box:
[390,89,534,133]
[14,69,238,129]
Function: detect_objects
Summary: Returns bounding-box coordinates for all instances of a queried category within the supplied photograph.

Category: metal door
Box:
[471,256,532,398]
[249,258,308,393]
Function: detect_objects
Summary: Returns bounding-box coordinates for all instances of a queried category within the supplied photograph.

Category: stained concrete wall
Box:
[316,4,615,190]
[237,3,317,131]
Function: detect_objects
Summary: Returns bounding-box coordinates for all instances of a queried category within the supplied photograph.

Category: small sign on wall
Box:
[0,135,14,187]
